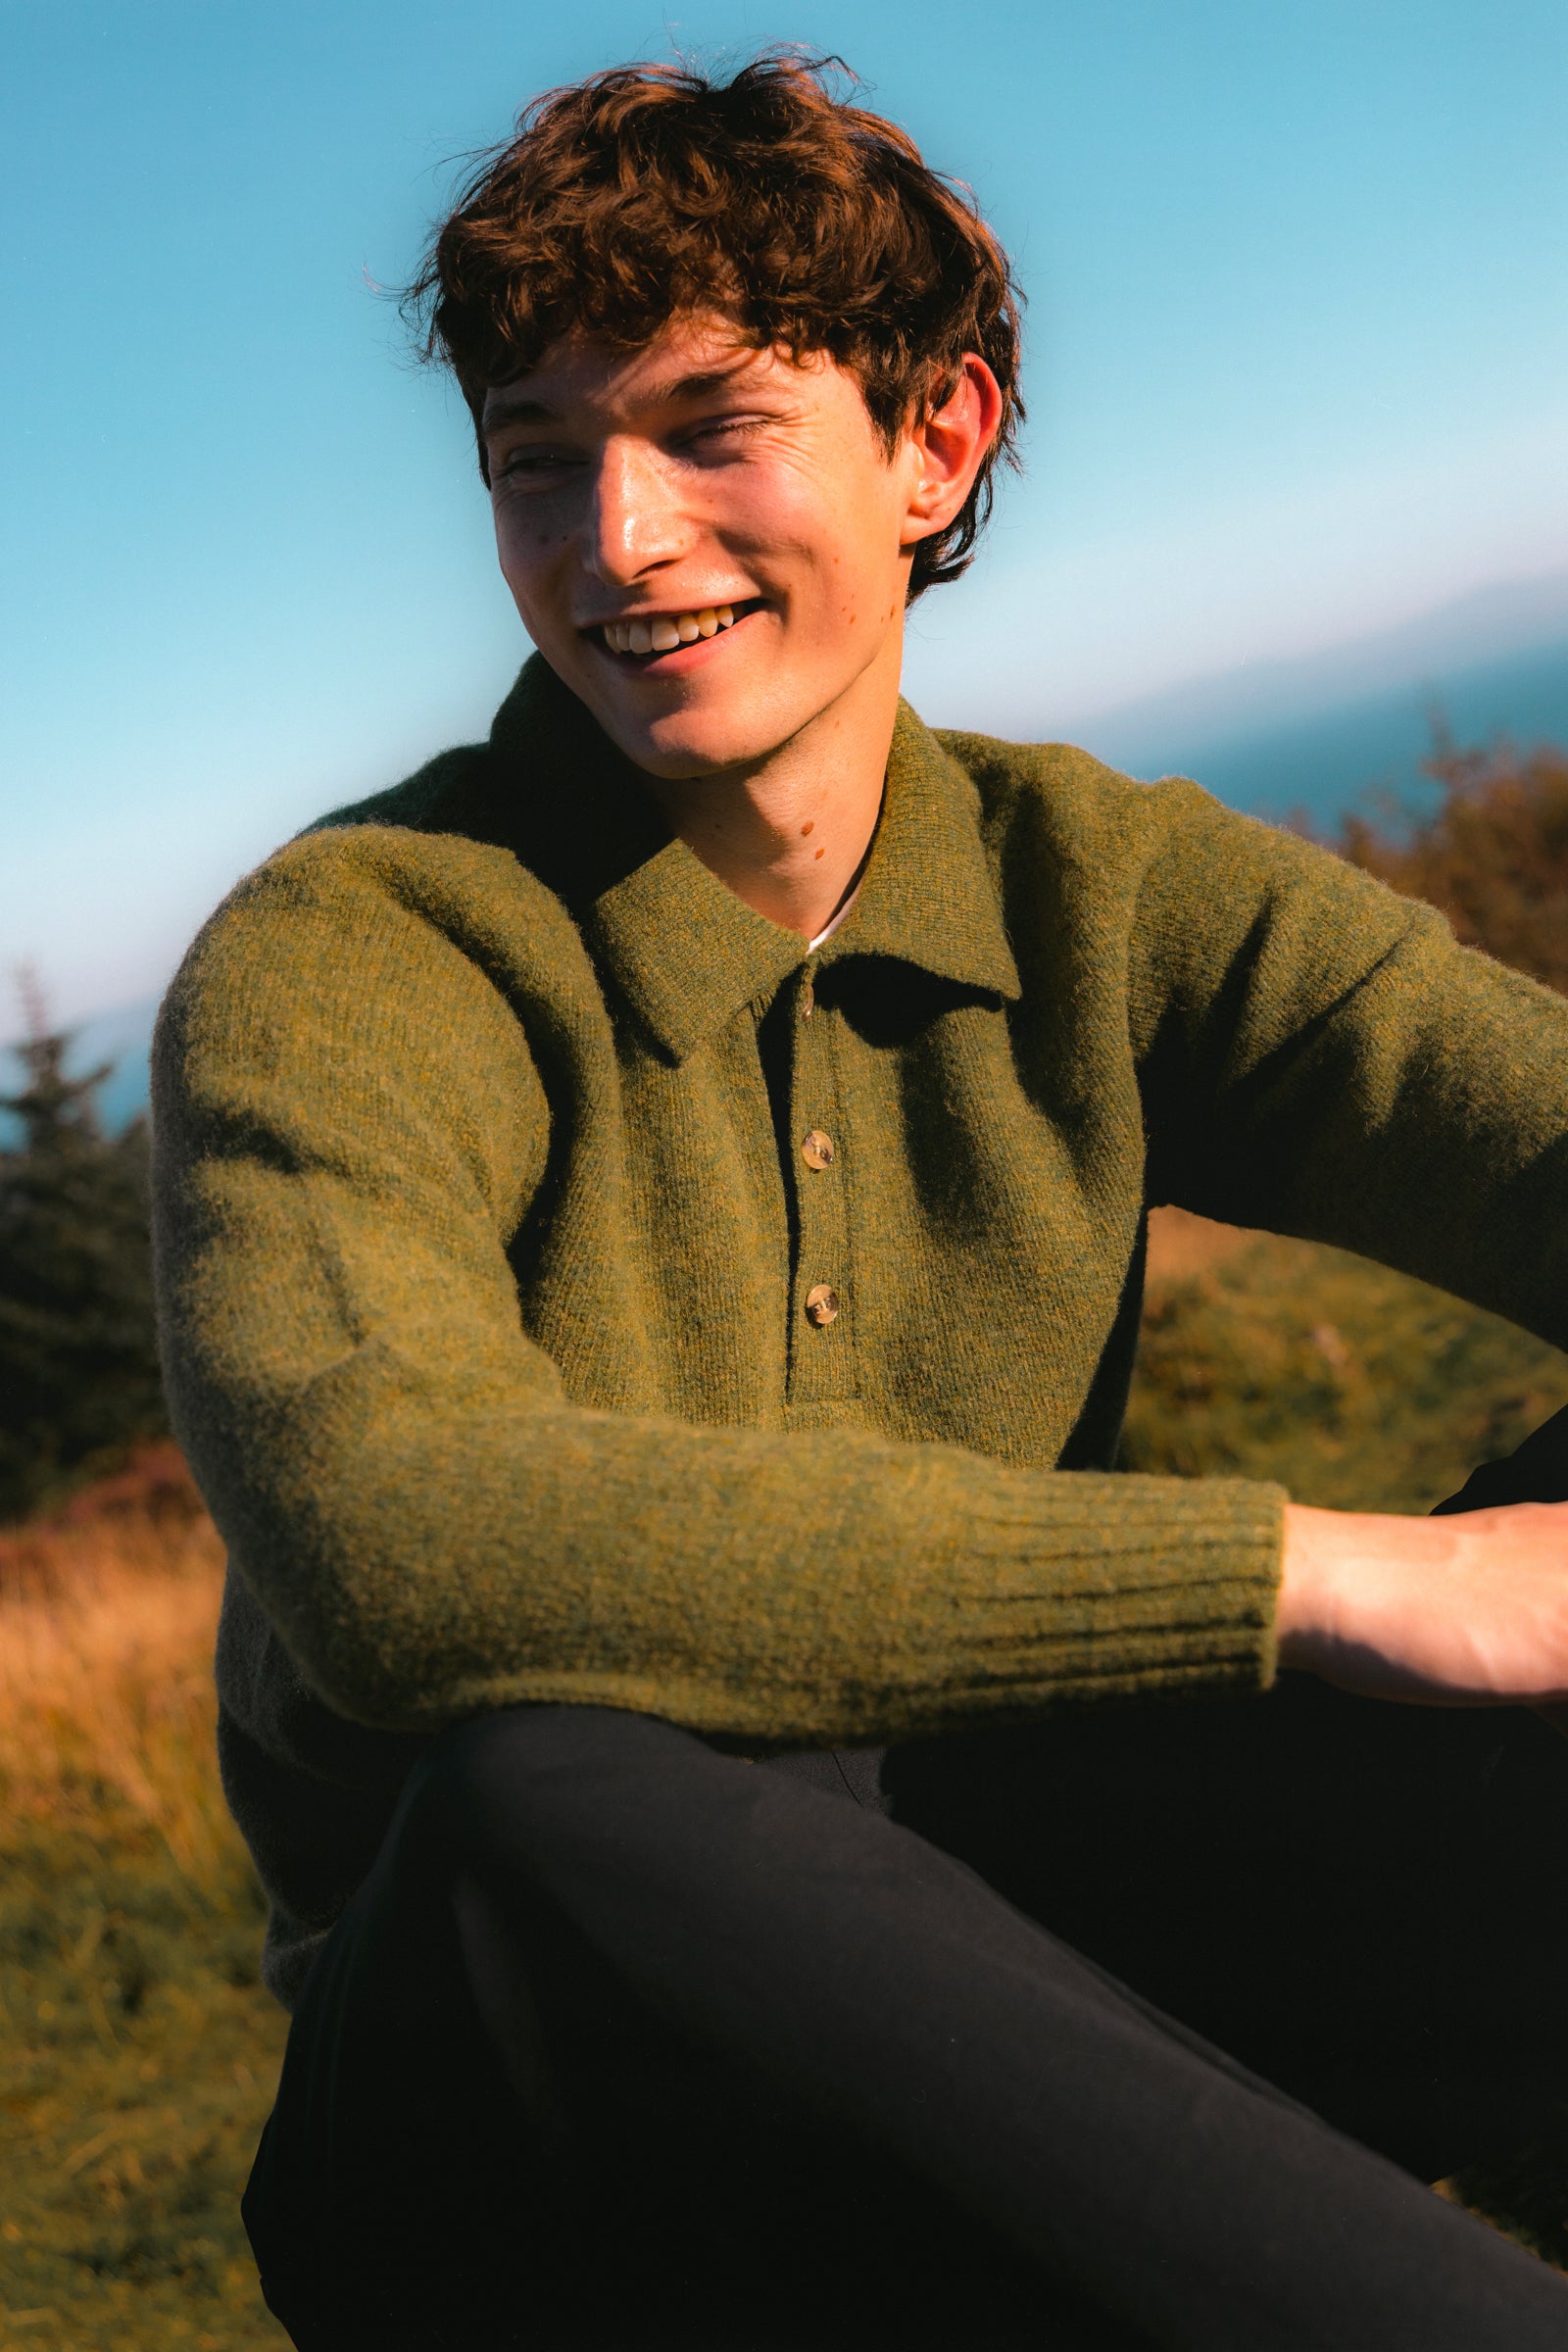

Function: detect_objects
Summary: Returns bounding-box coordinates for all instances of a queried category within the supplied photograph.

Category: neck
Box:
[638,635,901,940]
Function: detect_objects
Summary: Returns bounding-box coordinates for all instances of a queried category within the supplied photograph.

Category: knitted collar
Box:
[489,655,1020,1063]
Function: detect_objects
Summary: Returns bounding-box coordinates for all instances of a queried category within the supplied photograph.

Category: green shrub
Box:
[1334,731,1568,992]
[0,1030,167,1522]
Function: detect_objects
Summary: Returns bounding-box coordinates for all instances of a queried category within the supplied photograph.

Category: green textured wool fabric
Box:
[152,657,1568,2005]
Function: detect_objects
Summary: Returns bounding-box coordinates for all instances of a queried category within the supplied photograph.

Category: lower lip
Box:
[592,607,763,678]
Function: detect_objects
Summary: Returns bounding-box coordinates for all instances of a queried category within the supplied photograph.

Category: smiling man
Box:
[478,318,982,942]
[151,54,1568,2352]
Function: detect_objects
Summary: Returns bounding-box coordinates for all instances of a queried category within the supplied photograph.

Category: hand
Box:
[1277,1499,1568,1730]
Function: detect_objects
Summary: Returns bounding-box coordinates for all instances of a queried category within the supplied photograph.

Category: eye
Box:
[493,444,581,479]
[683,414,764,451]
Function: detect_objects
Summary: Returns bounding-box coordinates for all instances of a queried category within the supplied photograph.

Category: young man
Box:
[152,55,1568,2351]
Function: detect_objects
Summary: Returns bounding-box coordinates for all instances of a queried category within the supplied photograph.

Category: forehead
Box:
[477,317,839,437]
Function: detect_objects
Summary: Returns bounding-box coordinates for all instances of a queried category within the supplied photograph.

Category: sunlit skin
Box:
[480,314,1568,1729]
[481,318,1001,941]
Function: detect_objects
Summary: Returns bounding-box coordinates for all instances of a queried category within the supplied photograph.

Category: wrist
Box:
[1276,1502,1339,1673]
[1276,1500,1413,1676]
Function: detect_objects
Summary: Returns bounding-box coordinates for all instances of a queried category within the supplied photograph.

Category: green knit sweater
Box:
[151,656,1568,2006]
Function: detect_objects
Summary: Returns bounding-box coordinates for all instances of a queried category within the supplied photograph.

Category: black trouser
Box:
[244,1690,1568,2351]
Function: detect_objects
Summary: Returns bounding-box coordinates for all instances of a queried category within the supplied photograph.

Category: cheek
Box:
[797,517,902,639]
[743,485,900,623]
[492,505,526,577]
[493,511,565,621]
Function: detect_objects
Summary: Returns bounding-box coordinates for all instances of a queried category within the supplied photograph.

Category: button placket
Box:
[786,957,853,1399]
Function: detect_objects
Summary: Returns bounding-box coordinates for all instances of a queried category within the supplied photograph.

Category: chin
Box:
[601,707,787,783]
[624,740,763,784]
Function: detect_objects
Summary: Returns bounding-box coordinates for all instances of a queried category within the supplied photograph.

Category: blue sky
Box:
[3,0,1566,1027]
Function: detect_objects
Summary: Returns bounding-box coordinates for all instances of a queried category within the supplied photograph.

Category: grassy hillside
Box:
[0,1452,287,2350]
[1131,1207,1568,1513]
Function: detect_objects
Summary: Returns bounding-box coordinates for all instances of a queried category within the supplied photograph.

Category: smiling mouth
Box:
[597,601,760,660]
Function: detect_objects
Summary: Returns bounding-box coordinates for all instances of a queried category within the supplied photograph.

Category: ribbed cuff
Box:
[886,1472,1287,1737]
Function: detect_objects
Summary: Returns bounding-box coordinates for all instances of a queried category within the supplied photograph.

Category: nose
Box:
[582,436,693,589]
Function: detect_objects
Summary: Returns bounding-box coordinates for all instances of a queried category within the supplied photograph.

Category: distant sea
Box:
[1079,637,1568,831]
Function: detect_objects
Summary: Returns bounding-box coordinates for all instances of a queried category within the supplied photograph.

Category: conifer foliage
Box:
[0,1020,167,1522]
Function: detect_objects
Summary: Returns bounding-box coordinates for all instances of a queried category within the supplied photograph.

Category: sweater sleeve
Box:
[152,828,1282,1744]
[1129,784,1568,1350]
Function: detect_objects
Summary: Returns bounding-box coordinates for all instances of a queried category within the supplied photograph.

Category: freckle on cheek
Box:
[801,820,814,837]
[814,848,825,860]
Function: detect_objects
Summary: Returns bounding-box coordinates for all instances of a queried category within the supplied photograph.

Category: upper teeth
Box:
[604,605,737,655]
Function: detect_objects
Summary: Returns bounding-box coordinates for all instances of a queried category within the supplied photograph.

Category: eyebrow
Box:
[479,361,760,440]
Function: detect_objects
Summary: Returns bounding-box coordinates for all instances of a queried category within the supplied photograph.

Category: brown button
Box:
[800,982,815,1019]
[801,1128,835,1170]
[804,1283,841,1327]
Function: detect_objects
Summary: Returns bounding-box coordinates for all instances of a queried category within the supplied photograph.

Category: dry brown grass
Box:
[1145,1203,1252,1286]
[0,1444,229,1880]
[0,1447,289,2349]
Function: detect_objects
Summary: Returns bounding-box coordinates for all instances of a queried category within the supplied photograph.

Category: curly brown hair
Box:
[405,52,1024,597]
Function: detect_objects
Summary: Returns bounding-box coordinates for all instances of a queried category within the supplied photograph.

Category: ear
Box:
[899,355,1004,548]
